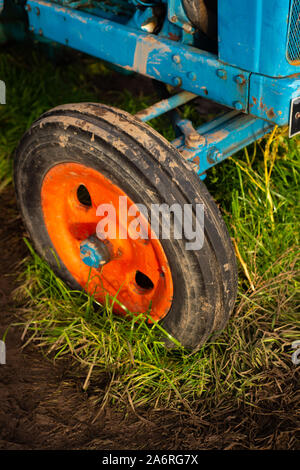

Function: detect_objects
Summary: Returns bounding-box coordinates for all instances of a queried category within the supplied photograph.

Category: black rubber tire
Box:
[14,103,237,350]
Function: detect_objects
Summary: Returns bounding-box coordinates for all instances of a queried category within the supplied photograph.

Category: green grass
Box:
[1,44,299,413]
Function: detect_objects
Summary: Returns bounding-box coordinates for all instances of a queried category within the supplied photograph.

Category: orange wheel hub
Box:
[41,162,173,321]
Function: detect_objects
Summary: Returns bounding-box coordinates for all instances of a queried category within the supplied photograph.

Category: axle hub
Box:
[80,235,111,269]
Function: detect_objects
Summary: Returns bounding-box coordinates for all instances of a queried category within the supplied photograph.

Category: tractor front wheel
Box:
[14,103,237,349]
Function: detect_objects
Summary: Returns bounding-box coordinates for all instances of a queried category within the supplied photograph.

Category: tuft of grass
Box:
[15,240,210,411]
[1,44,299,413]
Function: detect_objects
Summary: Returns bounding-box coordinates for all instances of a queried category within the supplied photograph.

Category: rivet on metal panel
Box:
[235,74,246,85]
[173,77,182,86]
[187,72,196,81]
[25,4,31,11]
[141,7,159,34]
[35,6,40,15]
[217,69,227,79]
[172,55,181,64]
[233,101,243,110]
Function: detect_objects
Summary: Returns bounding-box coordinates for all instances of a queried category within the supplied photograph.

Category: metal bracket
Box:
[26,0,250,112]
[172,111,274,175]
[167,0,194,34]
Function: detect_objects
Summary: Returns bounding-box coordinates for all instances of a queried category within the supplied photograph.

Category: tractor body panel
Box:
[218,0,299,78]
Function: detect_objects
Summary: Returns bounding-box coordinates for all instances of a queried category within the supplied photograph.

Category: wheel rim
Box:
[41,162,173,321]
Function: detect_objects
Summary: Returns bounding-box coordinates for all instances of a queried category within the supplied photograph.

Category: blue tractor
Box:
[1,0,299,348]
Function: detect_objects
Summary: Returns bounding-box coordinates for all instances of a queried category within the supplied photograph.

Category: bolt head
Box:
[141,19,158,33]
[172,77,182,87]
[185,133,205,148]
[187,72,196,81]
[235,75,246,85]
[80,236,111,268]
[233,101,243,111]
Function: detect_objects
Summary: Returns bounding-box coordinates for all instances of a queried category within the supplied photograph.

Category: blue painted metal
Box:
[249,73,300,125]
[26,0,250,112]
[128,6,157,33]
[167,0,195,42]
[218,0,298,78]
[1,0,299,176]
[26,0,300,127]
[135,90,196,121]
[172,111,274,176]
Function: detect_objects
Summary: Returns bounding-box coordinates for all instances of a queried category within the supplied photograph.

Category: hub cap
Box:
[41,162,173,321]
